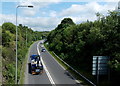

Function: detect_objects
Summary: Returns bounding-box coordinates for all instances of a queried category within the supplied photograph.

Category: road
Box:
[24,41,81,85]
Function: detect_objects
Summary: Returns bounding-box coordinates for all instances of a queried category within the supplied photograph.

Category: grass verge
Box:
[19,42,34,84]
[19,50,29,84]
[44,44,93,86]
[19,49,29,84]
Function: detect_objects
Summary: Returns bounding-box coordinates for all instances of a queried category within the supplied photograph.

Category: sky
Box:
[0,0,120,31]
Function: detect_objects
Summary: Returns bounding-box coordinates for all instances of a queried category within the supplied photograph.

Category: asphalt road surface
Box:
[24,41,81,86]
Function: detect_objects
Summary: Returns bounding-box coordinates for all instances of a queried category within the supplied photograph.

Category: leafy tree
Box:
[47,11,120,84]
[2,22,43,84]
[56,18,75,30]
[2,22,16,34]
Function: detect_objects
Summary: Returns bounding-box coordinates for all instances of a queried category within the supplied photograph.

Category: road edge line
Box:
[44,45,81,84]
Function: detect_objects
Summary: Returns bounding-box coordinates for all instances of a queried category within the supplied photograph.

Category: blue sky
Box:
[0,0,119,31]
[2,2,107,17]
[2,2,17,15]
[2,2,88,17]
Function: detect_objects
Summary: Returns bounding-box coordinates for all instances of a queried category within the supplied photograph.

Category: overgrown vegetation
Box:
[47,11,120,85]
[1,22,48,84]
[0,26,2,85]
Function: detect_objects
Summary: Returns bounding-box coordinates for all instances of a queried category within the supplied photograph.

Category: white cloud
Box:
[22,9,36,16]
[1,0,62,2]
[18,1,61,17]
[0,14,16,24]
[19,0,120,2]
[58,2,118,24]
[1,1,119,31]
[0,14,61,31]
[1,0,119,2]
[60,2,117,16]
[23,17,60,31]
[18,2,45,16]
[63,0,119,2]
[50,11,57,17]
[102,0,119,2]
[22,0,62,3]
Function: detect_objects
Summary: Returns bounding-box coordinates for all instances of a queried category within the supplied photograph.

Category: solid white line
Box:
[44,45,81,84]
[37,41,56,85]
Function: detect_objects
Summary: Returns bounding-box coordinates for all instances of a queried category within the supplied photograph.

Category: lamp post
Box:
[26,26,27,47]
[16,5,33,84]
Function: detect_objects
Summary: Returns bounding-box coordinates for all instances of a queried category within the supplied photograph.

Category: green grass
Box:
[44,44,93,86]
[19,50,28,84]
[19,42,34,84]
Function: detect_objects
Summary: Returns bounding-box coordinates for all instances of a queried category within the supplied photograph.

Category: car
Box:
[40,42,43,44]
[41,45,44,48]
[41,48,46,52]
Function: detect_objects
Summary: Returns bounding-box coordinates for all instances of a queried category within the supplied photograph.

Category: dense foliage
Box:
[2,22,43,84]
[47,12,120,84]
[0,26,2,85]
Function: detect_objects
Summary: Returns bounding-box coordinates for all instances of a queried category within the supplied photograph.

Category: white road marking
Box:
[43,43,81,84]
[37,41,56,85]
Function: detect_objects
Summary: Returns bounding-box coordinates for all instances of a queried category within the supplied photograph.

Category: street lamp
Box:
[26,26,27,47]
[16,5,33,84]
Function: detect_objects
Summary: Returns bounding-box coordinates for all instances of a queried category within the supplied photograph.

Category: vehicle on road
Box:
[40,42,42,44]
[41,45,44,48]
[30,55,43,75]
[41,48,46,52]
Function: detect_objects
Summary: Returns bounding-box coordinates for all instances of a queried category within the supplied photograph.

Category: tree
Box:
[47,11,120,73]
[56,18,75,30]
[2,22,16,34]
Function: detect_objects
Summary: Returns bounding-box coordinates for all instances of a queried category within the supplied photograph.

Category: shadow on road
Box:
[64,70,75,80]
[64,68,84,85]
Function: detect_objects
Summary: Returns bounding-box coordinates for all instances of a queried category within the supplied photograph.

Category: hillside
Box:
[1,22,45,84]
[47,11,120,85]
[0,46,1,85]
